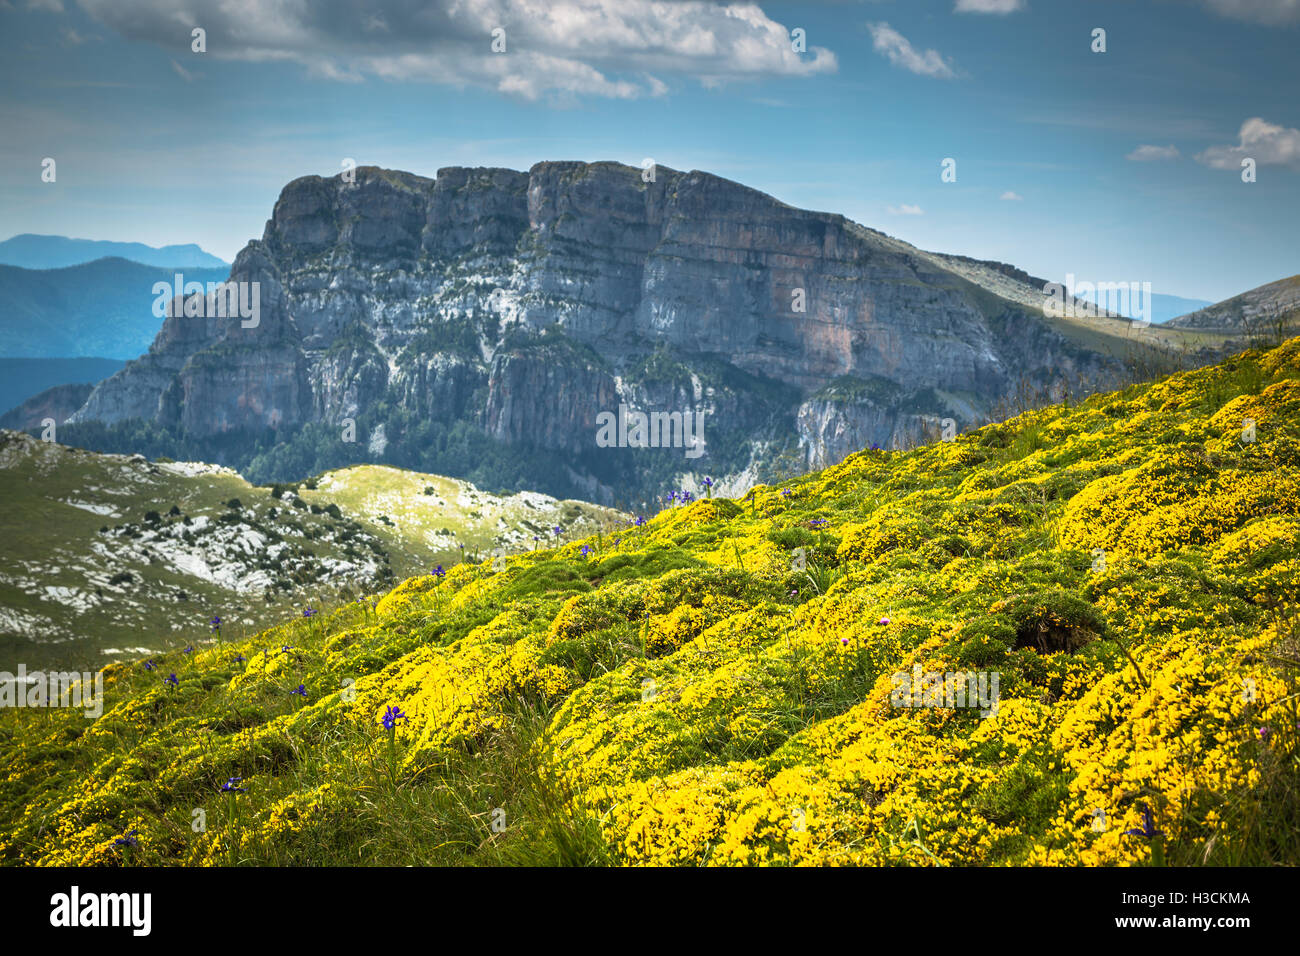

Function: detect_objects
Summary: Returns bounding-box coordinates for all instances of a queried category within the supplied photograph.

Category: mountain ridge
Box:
[0,259,229,359]
[0,233,228,270]
[65,161,1209,503]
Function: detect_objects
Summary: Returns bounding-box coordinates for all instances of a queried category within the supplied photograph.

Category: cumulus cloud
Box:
[867,22,957,78]
[1126,144,1181,161]
[1194,0,1300,24]
[887,203,924,215]
[954,0,1025,13]
[1196,117,1300,170]
[999,190,1023,200]
[72,0,837,101]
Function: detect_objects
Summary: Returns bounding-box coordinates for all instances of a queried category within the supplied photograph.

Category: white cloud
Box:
[999,190,1023,200]
[887,203,924,215]
[1195,0,1300,24]
[1196,117,1300,170]
[1126,144,1181,161]
[169,57,196,82]
[867,22,957,78]
[73,0,838,102]
[955,0,1025,13]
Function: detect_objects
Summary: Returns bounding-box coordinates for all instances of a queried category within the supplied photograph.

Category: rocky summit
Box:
[70,162,1175,504]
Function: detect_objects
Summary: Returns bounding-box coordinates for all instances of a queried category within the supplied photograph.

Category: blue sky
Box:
[1,0,1297,303]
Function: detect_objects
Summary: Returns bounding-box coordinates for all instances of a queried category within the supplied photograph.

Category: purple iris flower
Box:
[381,705,407,731]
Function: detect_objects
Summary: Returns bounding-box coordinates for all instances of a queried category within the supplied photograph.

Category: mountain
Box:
[1150,293,1215,324]
[0,233,228,270]
[0,259,229,359]
[0,357,124,420]
[0,383,96,432]
[0,430,621,672]
[4,335,1296,866]
[1069,289,1213,325]
[1165,274,1300,339]
[65,162,1211,504]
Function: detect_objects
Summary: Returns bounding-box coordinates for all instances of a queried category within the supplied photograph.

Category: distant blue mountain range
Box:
[0,257,230,359]
[0,357,125,424]
[1071,289,1215,325]
[0,233,228,270]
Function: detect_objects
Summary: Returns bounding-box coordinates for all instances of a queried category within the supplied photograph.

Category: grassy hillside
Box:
[0,438,620,671]
[2,339,1298,866]
[295,465,617,580]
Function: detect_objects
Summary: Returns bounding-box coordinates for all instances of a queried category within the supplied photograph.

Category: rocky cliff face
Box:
[71,161,1142,502]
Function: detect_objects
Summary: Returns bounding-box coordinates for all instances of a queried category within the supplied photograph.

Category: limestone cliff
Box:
[71,161,1150,501]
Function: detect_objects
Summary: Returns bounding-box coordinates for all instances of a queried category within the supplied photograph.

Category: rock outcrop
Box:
[71,161,1148,500]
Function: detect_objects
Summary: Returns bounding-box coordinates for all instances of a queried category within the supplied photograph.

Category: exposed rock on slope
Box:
[0,430,621,670]
[1166,274,1300,337]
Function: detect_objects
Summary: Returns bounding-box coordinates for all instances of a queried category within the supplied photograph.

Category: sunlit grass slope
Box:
[3,338,1299,867]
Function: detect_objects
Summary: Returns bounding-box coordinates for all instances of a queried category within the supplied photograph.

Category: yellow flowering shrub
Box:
[3,338,1299,867]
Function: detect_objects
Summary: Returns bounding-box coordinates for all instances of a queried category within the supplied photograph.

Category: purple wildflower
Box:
[381,705,407,731]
